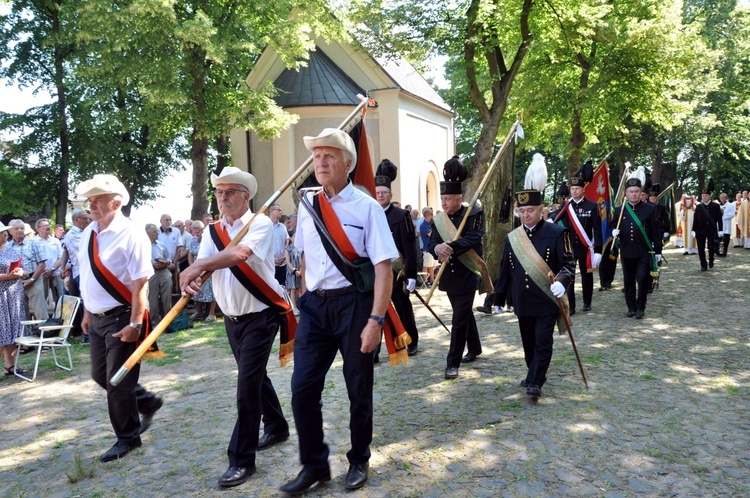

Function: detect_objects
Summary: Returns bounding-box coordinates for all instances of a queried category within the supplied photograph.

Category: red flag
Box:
[348,109,376,197]
[584,160,612,239]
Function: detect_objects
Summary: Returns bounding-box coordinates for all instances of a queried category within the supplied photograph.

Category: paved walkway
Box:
[1,245,749,497]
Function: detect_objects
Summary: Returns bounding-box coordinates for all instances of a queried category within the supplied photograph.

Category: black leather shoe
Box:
[344,462,369,490]
[582,305,592,312]
[218,465,256,487]
[444,367,458,379]
[709,261,714,268]
[527,385,542,397]
[700,266,707,271]
[258,431,289,451]
[139,396,163,435]
[407,345,418,356]
[627,309,636,317]
[280,467,331,495]
[635,309,645,319]
[520,379,529,387]
[475,306,492,315]
[462,352,479,362]
[99,438,142,462]
[373,355,380,364]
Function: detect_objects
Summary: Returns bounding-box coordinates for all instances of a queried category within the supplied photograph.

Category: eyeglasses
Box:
[215,188,249,197]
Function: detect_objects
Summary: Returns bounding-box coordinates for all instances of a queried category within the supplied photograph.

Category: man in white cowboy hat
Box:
[280,128,397,495]
[180,166,291,488]
[76,174,163,462]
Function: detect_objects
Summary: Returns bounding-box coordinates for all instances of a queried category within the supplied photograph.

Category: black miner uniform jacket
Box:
[384,203,419,279]
[427,204,485,294]
[495,220,575,318]
[692,201,722,237]
[556,197,603,259]
[611,201,663,258]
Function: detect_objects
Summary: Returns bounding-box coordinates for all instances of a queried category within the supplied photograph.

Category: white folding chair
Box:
[14,295,81,382]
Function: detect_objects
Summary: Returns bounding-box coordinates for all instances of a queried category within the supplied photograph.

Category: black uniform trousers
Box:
[390,273,419,347]
[446,290,482,368]
[621,254,651,311]
[567,255,593,311]
[291,290,374,470]
[225,307,288,468]
[695,234,716,269]
[599,246,617,289]
[274,265,287,287]
[518,314,557,386]
[89,307,159,444]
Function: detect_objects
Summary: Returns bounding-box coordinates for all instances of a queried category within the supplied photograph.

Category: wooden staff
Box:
[655,182,676,202]
[111,96,375,386]
[548,271,588,390]
[425,121,520,304]
[602,168,631,254]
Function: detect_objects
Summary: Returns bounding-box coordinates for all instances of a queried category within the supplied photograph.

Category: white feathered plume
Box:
[524,153,548,194]
[628,165,646,186]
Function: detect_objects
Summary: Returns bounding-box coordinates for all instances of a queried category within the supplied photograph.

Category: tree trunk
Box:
[191,132,209,220]
[209,134,229,215]
[52,3,70,225]
[567,47,594,180]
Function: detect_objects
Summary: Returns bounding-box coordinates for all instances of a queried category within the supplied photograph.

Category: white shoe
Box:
[205,315,216,322]
[492,306,503,314]
[506,306,514,312]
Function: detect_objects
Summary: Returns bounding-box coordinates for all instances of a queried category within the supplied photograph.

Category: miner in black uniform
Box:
[554,176,602,314]
[692,186,722,271]
[374,159,420,357]
[428,156,490,379]
[611,177,663,318]
[495,188,574,398]
[646,184,671,291]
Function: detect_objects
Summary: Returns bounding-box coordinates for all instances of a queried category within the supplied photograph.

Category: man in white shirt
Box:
[268,204,288,286]
[146,224,174,328]
[718,192,735,256]
[36,218,65,305]
[158,213,183,298]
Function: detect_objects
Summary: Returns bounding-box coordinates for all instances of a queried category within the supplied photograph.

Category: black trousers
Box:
[274,265,287,287]
[621,255,651,311]
[517,314,557,386]
[567,254,593,311]
[291,290,374,470]
[446,290,482,368]
[695,233,716,268]
[225,308,288,468]
[390,274,418,347]
[90,307,158,443]
[599,250,617,289]
[721,233,731,255]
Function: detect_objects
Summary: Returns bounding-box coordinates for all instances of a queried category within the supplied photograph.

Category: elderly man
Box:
[8,219,48,320]
[268,204,288,287]
[55,209,92,339]
[496,188,574,397]
[692,188,722,270]
[158,214,183,297]
[145,224,174,329]
[281,128,397,494]
[77,175,162,462]
[181,167,292,488]
[428,156,490,379]
[36,218,65,306]
[173,220,193,272]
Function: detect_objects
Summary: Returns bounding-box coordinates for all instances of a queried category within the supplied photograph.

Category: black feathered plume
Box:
[557,181,569,198]
[376,159,398,181]
[443,155,468,182]
[707,178,715,194]
[644,171,653,191]
[578,160,594,183]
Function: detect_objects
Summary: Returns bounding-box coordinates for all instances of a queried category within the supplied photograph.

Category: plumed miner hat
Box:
[441,155,467,195]
[375,159,398,190]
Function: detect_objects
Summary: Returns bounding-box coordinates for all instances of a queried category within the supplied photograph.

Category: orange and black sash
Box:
[209,223,295,365]
[88,231,164,359]
[315,192,411,365]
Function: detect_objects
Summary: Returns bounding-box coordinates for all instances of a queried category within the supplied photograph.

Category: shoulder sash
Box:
[624,203,658,276]
[565,200,595,270]
[433,211,492,293]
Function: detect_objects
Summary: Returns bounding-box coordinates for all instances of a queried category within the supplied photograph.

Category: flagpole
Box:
[656,182,676,202]
[111,96,376,386]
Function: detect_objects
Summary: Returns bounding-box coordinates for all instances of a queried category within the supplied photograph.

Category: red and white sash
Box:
[566,200,595,270]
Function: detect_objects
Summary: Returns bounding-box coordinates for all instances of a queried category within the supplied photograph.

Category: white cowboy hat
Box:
[303,128,357,173]
[76,174,130,206]
[0,221,10,233]
[210,167,258,199]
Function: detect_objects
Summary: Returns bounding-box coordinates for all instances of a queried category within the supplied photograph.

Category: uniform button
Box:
[526,285,529,289]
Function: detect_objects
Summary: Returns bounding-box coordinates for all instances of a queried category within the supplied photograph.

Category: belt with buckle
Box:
[93,305,131,317]
[312,286,357,297]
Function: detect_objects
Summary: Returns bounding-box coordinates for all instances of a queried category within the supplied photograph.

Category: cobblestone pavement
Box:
[2,245,749,497]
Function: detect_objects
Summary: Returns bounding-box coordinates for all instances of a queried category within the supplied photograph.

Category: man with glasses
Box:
[55,209,92,339]
[36,218,65,306]
[8,219,48,320]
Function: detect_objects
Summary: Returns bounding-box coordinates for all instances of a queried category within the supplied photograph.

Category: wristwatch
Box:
[129,322,143,330]
[369,315,385,326]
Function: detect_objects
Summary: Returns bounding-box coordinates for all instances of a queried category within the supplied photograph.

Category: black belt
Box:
[93,305,131,317]
[311,285,356,297]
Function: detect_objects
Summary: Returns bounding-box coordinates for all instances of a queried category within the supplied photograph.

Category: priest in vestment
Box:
[732,193,744,247]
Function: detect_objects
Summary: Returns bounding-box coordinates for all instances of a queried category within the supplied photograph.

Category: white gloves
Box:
[663,232,670,239]
[612,229,620,238]
[691,231,696,238]
[718,231,723,237]
[592,253,602,268]
[655,254,662,263]
[550,281,566,298]
[406,279,416,293]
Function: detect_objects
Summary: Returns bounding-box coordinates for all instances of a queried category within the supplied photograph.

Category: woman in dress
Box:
[187,221,218,321]
[284,233,303,315]
[0,222,26,376]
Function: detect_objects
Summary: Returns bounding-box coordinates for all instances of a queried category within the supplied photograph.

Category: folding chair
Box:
[14,295,81,382]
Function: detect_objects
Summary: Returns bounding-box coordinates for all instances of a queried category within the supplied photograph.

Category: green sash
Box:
[624,203,659,276]
[507,227,569,334]
[433,211,492,294]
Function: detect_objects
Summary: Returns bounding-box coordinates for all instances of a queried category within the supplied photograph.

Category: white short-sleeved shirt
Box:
[79,213,155,314]
[157,227,183,260]
[296,182,398,291]
[63,226,83,278]
[197,209,284,316]
[39,235,63,275]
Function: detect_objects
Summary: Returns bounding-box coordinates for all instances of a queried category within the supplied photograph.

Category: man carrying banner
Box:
[76,175,163,463]
[280,128,397,494]
[555,174,602,314]
[495,184,574,398]
[180,167,294,488]
[427,156,491,379]
[611,175,663,318]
